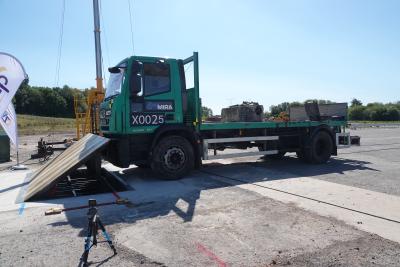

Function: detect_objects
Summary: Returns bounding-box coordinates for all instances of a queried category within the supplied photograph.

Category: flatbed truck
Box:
[99,52,349,179]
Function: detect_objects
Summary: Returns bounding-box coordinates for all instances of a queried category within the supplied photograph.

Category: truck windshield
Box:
[105,63,126,99]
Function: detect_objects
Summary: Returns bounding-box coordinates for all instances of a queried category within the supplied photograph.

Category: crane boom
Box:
[93,0,103,91]
[74,0,105,138]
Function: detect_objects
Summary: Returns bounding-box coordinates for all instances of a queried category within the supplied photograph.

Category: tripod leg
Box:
[81,219,93,267]
[97,218,117,255]
[92,215,98,247]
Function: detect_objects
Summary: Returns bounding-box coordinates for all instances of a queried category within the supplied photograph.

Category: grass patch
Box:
[17,114,75,135]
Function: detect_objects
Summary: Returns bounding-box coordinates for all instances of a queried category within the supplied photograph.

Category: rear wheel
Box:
[151,135,194,179]
[304,131,333,164]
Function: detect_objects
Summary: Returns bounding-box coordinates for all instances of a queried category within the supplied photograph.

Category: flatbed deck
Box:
[199,120,346,131]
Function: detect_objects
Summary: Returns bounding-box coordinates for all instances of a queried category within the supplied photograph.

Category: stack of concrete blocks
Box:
[221,101,264,122]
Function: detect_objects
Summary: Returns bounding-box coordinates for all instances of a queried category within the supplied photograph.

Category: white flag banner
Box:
[1,103,18,147]
[0,52,27,116]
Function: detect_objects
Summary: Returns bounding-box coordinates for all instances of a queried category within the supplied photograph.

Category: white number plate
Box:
[131,113,165,126]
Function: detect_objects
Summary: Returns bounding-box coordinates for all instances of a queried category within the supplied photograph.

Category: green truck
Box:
[99,52,350,179]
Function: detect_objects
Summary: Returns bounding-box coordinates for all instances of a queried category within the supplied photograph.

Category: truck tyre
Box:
[304,131,333,164]
[151,135,194,179]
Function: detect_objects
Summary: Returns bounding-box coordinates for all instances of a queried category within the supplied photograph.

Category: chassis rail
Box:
[202,136,279,160]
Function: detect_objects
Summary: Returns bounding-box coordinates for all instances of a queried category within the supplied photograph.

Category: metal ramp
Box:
[24,134,110,201]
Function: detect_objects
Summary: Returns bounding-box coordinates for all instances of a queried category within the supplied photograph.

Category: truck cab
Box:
[99,53,201,173]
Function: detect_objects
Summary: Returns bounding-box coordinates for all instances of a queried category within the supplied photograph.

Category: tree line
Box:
[13,82,89,118]
[348,99,400,121]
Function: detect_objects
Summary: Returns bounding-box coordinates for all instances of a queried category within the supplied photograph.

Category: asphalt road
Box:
[259,127,400,196]
[349,122,400,129]
[0,127,400,266]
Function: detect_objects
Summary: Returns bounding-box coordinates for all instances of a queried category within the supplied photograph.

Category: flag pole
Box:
[0,53,28,170]
[12,147,27,171]
[12,114,27,170]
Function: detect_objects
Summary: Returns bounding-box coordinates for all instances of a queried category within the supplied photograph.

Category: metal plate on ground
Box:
[24,134,110,201]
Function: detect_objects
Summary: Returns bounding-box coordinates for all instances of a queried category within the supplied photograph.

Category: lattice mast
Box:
[74,0,104,139]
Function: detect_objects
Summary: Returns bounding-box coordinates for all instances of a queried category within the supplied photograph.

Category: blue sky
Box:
[1,0,399,113]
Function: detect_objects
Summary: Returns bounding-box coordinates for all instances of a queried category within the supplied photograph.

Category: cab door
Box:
[128,59,181,133]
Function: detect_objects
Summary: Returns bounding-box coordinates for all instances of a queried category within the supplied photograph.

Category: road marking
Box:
[18,202,25,215]
[196,242,228,267]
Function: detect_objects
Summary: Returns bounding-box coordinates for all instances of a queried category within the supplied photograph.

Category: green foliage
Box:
[348,105,366,120]
[348,102,399,121]
[14,83,87,118]
[202,106,213,119]
[351,98,362,107]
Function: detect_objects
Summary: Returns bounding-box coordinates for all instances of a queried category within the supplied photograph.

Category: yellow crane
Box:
[74,0,104,139]
[73,89,104,139]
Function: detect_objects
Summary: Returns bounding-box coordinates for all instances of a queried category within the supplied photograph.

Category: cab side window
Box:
[143,63,170,96]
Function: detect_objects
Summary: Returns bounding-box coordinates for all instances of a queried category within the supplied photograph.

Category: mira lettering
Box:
[0,75,9,94]
[157,104,173,110]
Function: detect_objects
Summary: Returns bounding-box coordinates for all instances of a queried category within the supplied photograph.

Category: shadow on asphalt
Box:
[44,156,376,235]
[253,156,379,177]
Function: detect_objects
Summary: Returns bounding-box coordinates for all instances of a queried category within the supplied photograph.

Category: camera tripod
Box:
[80,199,117,267]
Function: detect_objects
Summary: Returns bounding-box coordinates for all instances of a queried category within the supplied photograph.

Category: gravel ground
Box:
[0,127,400,266]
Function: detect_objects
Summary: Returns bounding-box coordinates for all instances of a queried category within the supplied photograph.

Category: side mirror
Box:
[108,67,121,74]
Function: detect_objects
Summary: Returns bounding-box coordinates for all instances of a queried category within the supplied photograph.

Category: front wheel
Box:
[151,135,194,180]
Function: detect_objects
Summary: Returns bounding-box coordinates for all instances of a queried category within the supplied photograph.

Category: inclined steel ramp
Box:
[24,134,110,201]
